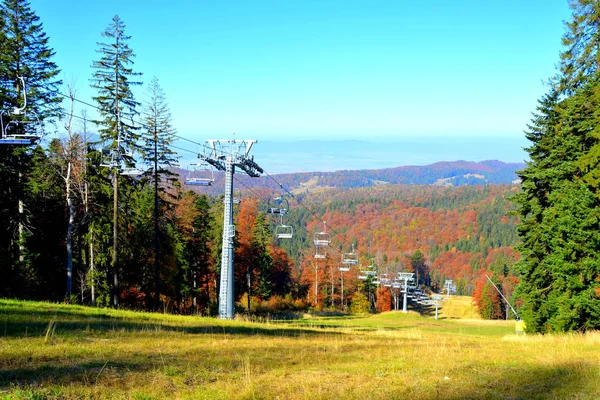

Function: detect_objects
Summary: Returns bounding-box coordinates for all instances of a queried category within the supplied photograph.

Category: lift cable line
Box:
[31,86,370,310]
[36,88,358,246]
[485,274,520,320]
[28,83,217,156]
[28,86,353,253]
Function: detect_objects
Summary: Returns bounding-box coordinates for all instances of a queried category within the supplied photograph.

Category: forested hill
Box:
[180,160,524,194]
[270,160,524,188]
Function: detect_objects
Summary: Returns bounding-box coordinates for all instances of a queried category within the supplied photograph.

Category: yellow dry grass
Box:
[0,299,599,399]
[436,295,482,320]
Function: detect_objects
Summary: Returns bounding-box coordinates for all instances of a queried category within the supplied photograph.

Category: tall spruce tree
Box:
[250,213,275,300]
[141,77,178,310]
[557,0,600,94]
[515,1,600,332]
[91,15,142,308]
[0,0,61,296]
[0,0,61,120]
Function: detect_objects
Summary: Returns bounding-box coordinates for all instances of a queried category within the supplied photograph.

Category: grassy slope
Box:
[438,295,482,320]
[1,299,599,400]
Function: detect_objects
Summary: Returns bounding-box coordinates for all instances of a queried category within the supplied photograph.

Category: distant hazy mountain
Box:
[177,160,524,195]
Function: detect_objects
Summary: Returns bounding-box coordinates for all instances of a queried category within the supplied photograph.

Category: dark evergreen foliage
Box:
[515,1,600,332]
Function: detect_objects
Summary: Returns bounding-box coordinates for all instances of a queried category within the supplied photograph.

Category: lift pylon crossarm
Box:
[239,157,263,177]
[204,158,225,171]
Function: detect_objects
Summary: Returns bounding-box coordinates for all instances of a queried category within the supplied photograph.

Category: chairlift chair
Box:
[357,266,367,280]
[121,167,144,176]
[266,195,288,215]
[275,223,293,240]
[232,188,241,204]
[365,259,377,276]
[313,221,331,246]
[185,163,214,186]
[0,77,43,145]
[100,148,117,168]
[341,244,358,265]
[314,244,327,259]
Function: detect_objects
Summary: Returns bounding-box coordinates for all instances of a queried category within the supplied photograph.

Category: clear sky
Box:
[34,0,571,145]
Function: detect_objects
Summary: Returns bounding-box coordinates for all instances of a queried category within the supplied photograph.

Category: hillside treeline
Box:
[267,184,520,316]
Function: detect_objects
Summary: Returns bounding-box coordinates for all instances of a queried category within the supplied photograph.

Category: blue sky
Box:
[34,1,570,153]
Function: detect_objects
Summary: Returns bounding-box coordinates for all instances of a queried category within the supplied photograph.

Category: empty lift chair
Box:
[0,77,43,145]
[185,163,215,186]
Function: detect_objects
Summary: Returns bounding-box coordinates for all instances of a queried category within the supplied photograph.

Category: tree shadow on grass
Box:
[0,306,327,339]
[430,362,598,400]
[0,360,149,389]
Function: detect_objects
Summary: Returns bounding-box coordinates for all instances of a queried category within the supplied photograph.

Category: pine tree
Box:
[141,77,178,310]
[0,0,62,121]
[0,0,61,295]
[91,15,142,308]
[557,0,600,94]
[175,191,215,313]
[250,213,275,300]
[515,73,600,332]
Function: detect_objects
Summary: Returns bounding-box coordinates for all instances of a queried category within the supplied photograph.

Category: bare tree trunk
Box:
[66,163,74,297]
[89,230,95,304]
[112,34,120,310]
[314,262,318,306]
[82,111,95,306]
[64,88,76,300]
[331,266,335,308]
[112,169,119,308]
[153,124,160,311]
[18,173,24,263]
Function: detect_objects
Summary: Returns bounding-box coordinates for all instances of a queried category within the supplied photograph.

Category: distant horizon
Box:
[175,136,529,174]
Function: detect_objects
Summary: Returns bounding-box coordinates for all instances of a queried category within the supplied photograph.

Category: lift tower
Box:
[202,139,263,320]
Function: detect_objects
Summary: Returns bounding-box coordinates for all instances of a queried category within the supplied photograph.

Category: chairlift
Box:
[185,163,214,186]
[266,195,288,215]
[313,221,331,246]
[380,272,391,287]
[358,261,377,281]
[232,188,241,204]
[357,266,367,280]
[275,214,293,239]
[120,167,144,176]
[365,259,377,276]
[314,244,327,259]
[341,244,358,265]
[100,147,117,168]
[0,77,43,145]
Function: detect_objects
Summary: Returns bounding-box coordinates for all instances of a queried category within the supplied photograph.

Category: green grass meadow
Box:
[0,297,599,399]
